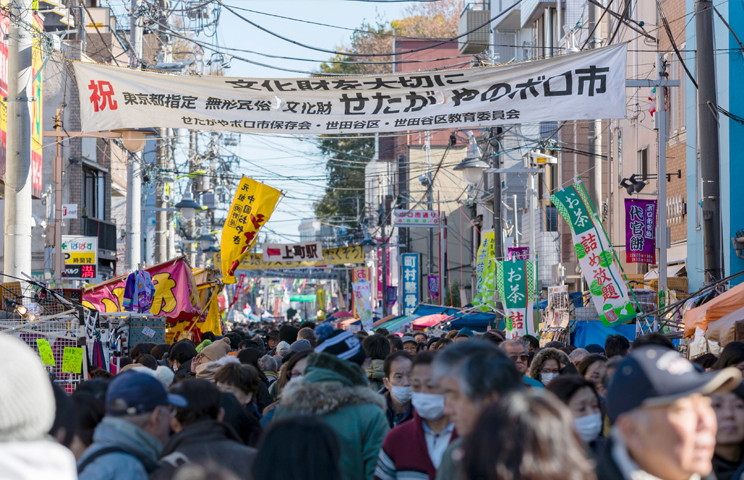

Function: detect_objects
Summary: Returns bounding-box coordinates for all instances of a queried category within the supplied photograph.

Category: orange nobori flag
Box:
[220,176,282,284]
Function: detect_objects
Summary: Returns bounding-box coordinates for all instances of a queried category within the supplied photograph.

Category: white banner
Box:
[262,242,323,262]
[393,209,442,227]
[74,44,627,135]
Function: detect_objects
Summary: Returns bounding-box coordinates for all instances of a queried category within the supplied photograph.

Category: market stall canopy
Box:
[331,310,353,319]
[340,318,361,329]
[412,314,451,331]
[375,315,399,328]
[378,315,419,333]
[704,305,744,347]
[685,282,744,337]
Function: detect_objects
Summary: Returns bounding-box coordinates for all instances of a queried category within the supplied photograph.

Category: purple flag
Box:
[507,246,530,260]
[428,275,440,299]
[625,198,657,264]
[386,286,397,306]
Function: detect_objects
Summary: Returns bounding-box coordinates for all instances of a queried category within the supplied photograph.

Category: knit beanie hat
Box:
[195,339,212,354]
[0,334,55,441]
[201,337,231,361]
[315,330,366,366]
[276,341,291,356]
[290,339,312,353]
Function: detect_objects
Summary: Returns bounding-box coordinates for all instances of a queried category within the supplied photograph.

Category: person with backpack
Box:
[77,370,187,480]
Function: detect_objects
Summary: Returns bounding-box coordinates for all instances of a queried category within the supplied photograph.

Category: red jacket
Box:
[374,411,458,480]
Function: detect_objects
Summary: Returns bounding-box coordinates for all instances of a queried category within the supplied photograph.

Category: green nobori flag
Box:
[472,230,497,312]
[551,182,637,327]
[496,259,538,338]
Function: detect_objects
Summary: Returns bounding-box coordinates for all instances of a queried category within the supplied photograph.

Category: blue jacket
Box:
[78,416,162,480]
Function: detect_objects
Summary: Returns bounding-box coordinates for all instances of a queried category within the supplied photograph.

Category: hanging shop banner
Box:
[352,267,371,319]
[74,44,627,135]
[228,273,246,308]
[472,230,497,312]
[393,209,442,228]
[428,275,440,299]
[624,198,657,264]
[507,246,530,261]
[238,245,364,270]
[386,285,397,307]
[62,236,98,280]
[352,280,374,330]
[262,242,323,262]
[0,13,44,199]
[83,258,202,325]
[401,253,420,316]
[496,259,538,338]
[551,182,637,327]
[221,176,282,284]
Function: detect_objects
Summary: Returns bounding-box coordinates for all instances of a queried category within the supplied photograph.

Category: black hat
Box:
[606,345,741,422]
[266,330,280,340]
[315,330,366,366]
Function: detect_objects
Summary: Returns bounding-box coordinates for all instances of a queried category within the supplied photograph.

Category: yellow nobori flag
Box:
[221,176,282,284]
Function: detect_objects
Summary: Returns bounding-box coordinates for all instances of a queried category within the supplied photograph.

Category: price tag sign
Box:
[62,347,84,373]
[36,339,56,366]
[141,326,156,338]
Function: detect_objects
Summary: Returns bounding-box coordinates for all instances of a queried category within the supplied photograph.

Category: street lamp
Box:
[453,131,489,185]
[175,192,202,221]
[361,232,377,255]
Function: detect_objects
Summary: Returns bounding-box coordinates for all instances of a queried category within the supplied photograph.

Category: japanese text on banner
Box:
[220,176,282,284]
[551,182,637,327]
[496,260,537,338]
[401,253,420,316]
[74,44,627,135]
[625,198,657,264]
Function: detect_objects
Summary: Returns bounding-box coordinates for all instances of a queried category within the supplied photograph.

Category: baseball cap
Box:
[606,345,741,422]
[106,370,187,416]
[401,336,417,344]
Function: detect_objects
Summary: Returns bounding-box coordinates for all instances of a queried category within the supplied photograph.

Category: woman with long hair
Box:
[461,389,596,480]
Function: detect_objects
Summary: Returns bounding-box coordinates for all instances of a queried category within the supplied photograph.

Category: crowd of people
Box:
[3,322,744,480]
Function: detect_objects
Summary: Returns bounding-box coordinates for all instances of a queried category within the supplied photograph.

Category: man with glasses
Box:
[500,340,544,388]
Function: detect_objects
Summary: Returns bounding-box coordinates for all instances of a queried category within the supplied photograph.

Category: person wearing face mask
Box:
[547,375,604,456]
[711,383,744,480]
[529,348,570,386]
[382,351,415,428]
[374,351,458,480]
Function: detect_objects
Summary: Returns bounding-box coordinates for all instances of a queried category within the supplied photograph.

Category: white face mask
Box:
[390,385,413,404]
[574,413,602,443]
[411,392,445,420]
[541,372,559,385]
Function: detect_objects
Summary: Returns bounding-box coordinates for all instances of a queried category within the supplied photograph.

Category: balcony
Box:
[82,217,117,256]
[458,3,491,55]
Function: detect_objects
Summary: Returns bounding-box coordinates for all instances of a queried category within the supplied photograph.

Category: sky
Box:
[182,1,422,243]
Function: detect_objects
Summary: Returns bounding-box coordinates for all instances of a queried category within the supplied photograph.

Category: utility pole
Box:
[187,130,197,266]
[696,0,723,281]
[125,0,143,271]
[53,111,63,284]
[155,0,170,263]
[425,130,433,299]
[656,55,668,331]
[588,0,603,211]
[4,0,34,278]
[492,128,503,321]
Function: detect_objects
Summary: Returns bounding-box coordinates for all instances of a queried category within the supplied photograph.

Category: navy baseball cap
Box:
[606,345,741,422]
[106,370,187,416]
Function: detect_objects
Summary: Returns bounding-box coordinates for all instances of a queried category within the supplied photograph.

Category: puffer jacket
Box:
[366,359,386,393]
[77,416,162,480]
[275,352,389,480]
[528,347,571,382]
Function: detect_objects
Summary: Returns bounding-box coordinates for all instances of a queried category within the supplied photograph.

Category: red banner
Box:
[83,258,202,325]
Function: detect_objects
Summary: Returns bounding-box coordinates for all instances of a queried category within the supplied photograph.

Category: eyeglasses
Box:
[509,354,529,362]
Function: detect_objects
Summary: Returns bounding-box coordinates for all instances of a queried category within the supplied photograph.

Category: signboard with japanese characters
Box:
[401,253,420,316]
[507,246,530,260]
[351,267,371,319]
[551,182,637,327]
[352,280,373,331]
[624,198,657,264]
[262,242,323,263]
[393,209,441,228]
[62,235,97,280]
[220,176,282,284]
[74,44,627,135]
[238,246,364,270]
[472,231,496,312]
[496,259,538,338]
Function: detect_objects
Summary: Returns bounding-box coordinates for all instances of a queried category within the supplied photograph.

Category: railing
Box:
[82,217,117,253]
[461,1,491,16]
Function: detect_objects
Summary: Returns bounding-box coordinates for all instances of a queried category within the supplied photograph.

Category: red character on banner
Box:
[88,80,118,112]
[580,233,598,253]
[510,310,525,331]
[602,284,621,301]
[593,268,612,286]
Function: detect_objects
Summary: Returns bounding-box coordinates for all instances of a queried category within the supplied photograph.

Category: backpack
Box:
[77,446,159,475]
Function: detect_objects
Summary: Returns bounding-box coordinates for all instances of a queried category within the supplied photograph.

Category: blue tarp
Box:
[413,305,460,316]
[572,321,636,348]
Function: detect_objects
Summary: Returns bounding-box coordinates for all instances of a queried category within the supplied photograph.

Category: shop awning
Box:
[685,282,744,337]
[412,314,451,331]
[378,315,419,333]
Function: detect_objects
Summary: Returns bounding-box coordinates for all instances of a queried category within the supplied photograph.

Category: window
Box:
[83,168,104,220]
[638,147,648,179]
